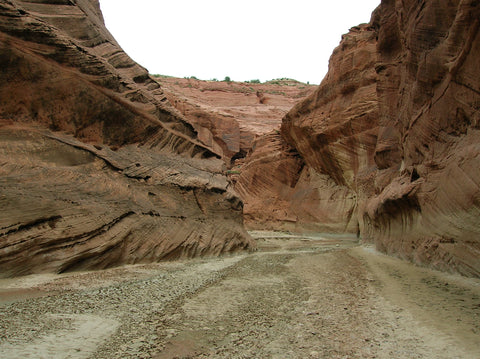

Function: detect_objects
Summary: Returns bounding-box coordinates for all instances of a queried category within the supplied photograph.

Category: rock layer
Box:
[0,0,253,277]
[237,23,378,234]
[156,77,315,163]
[234,132,304,230]
[237,0,480,276]
[365,0,480,277]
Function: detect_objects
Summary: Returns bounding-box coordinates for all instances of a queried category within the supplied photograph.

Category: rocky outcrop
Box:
[237,0,480,277]
[237,23,378,233]
[0,0,210,154]
[234,132,304,230]
[0,0,253,277]
[364,0,480,277]
[157,77,315,164]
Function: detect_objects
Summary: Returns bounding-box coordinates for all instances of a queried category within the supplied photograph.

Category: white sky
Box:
[99,0,380,84]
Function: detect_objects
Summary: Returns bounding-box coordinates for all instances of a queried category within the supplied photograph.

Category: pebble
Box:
[0,258,235,359]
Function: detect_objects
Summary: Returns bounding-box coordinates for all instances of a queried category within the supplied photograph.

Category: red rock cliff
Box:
[0,0,254,277]
[237,23,378,234]
[365,0,480,277]
[156,77,315,164]
[238,0,480,277]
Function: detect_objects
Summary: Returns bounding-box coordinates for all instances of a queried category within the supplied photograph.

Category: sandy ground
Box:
[0,232,479,358]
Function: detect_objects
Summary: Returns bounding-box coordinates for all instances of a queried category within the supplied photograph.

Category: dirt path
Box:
[0,232,479,358]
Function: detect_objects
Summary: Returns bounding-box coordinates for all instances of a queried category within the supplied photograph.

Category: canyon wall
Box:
[0,0,253,277]
[237,0,480,276]
[237,23,378,234]
[157,77,315,163]
[366,0,480,276]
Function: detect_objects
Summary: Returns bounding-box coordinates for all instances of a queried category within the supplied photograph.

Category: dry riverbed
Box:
[0,232,479,358]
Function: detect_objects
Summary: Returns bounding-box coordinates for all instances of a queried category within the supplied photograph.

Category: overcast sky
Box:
[99,0,380,84]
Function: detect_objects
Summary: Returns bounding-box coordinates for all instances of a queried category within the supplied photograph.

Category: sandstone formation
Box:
[156,77,315,163]
[0,0,253,277]
[233,131,305,230]
[236,23,378,234]
[237,0,480,277]
[367,0,480,277]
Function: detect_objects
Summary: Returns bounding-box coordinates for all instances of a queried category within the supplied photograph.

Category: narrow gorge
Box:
[0,0,479,357]
[237,0,480,277]
[1,0,478,278]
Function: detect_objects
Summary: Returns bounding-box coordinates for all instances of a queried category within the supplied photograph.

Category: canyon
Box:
[0,0,478,277]
[236,0,480,277]
[1,0,480,357]
[0,0,478,278]
[155,76,316,163]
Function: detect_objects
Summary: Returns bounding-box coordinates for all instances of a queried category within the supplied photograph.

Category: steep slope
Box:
[233,132,305,230]
[237,0,480,277]
[0,0,253,277]
[365,0,480,276]
[236,23,378,233]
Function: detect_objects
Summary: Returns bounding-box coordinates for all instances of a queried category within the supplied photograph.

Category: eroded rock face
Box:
[238,0,480,276]
[234,132,305,230]
[157,77,315,163]
[237,23,378,233]
[364,0,480,277]
[0,0,253,277]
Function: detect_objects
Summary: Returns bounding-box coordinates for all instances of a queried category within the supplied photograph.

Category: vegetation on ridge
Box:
[151,74,314,86]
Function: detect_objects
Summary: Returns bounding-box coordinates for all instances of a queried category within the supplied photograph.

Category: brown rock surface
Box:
[156,77,315,163]
[237,1,480,277]
[234,132,304,230]
[237,23,378,233]
[365,0,480,277]
[0,0,253,277]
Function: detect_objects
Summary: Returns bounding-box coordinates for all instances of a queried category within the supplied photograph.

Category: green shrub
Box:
[226,170,241,175]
